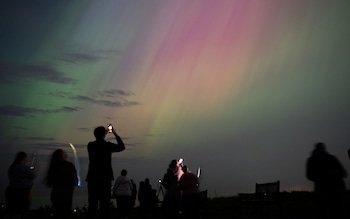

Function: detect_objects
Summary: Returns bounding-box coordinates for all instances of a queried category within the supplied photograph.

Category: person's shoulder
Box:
[87,141,96,147]
[88,139,107,148]
[64,160,75,166]
[329,154,342,163]
[116,175,124,180]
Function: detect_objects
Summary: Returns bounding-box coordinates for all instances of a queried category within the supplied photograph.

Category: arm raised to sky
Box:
[110,126,125,152]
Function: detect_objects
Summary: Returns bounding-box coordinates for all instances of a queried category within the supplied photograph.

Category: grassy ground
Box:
[4,191,350,219]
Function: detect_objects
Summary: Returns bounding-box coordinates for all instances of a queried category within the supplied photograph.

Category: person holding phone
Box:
[5,152,36,218]
[179,166,201,219]
[86,124,125,219]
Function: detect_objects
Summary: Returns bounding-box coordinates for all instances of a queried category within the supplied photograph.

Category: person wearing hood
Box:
[306,142,347,218]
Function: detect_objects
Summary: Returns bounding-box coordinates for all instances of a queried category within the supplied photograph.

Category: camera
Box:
[107,124,113,133]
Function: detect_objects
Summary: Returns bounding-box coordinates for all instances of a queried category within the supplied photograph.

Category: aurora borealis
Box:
[1,0,350,208]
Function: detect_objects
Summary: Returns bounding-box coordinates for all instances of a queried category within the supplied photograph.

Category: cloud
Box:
[98,89,135,98]
[58,49,122,64]
[0,105,80,118]
[0,62,76,84]
[47,91,72,99]
[76,127,91,132]
[95,49,122,56]
[33,142,86,150]
[25,137,56,141]
[96,89,140,107]
[47,89,140,108]
[73,95,123,107]
[50,106,80,113]
[59,53,103,64]
[72,95,139,108]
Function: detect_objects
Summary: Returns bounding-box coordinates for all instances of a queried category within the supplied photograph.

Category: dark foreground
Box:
[3,191,350,219]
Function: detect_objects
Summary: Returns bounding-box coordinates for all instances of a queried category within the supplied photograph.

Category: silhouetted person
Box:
[113,169,132,219]
[138,181,145,217]
[179,166,200,219]
[162,159,182,219]
[45,149,78,219]
[150,189,157,216]
[5,151,36,219]
[86,125,125,219]
[140,178,153,219]
[130,179,137,208]
[306,142,347,219]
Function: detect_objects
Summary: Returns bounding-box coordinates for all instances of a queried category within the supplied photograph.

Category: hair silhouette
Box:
[10,151,27,168]
[45,149,65,187]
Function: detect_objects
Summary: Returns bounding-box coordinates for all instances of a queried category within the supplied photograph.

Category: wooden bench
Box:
[238,180,280,217]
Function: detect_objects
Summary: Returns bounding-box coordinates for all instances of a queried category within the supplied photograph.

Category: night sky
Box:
[1,0,350,209]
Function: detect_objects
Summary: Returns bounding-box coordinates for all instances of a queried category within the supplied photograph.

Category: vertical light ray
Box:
[30,152,37,169]
[69,143,81,187]
[197,166,201,178]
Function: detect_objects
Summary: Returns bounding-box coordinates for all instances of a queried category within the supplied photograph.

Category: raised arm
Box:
[110,126,125,152]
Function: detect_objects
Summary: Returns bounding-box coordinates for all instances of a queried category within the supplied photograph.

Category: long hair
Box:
[45,149,64,187]
[10,151,27,168]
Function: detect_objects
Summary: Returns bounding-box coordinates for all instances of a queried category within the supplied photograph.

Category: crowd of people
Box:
[2,123,349,219]
[2,124,202,219]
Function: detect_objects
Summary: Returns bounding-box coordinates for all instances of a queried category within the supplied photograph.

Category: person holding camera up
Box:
[86,124,125,219]
[5,151,36,219]
[179,166,201,219]
[161,159,183,219]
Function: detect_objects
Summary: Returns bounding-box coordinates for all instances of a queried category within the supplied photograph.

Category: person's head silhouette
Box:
[94,126,107,139]
[11,151,27,167]
[51,149,68,162]
[121,169,127,176]
[315,142,326,151]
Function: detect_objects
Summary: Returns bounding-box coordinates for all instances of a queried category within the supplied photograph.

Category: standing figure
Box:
[138,181,145,217]
[130,179,137,208]
[306,142,347,219]
[179,166,200,219]
[113,169,132,219]
[86,125,125,219]
[140,178,153,219]
[45,149,78,219]
[5,151,36,219]
[161,159,182,219]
